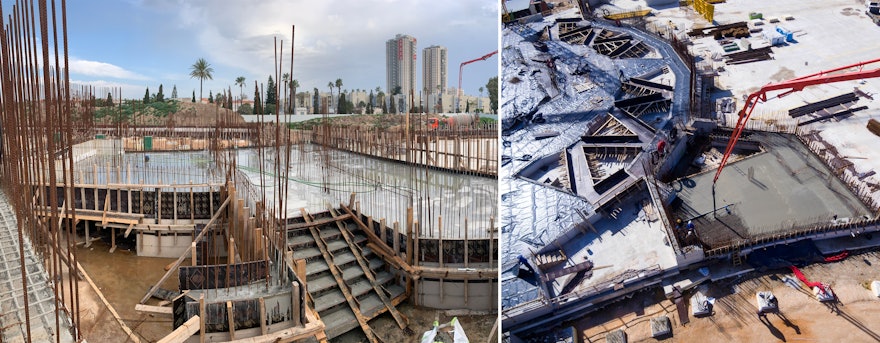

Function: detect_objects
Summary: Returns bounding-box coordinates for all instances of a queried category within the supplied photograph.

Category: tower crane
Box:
[712,57,880,213]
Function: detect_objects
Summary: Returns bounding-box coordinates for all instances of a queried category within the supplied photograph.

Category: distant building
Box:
[386,34,417,100]
[422,45,448,96]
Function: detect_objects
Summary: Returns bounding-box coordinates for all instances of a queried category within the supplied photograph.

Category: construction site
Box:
[501,0,880,341]
[0,1,498,342]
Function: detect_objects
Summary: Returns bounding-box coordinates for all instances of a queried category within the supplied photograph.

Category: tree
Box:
[171,85,178,99]
[367,90,374,114]
[289,79,299,113]
[237,103,253,115]
[327,81,334,112]
[235,76,246,109]
[390,95,397,114]
[338,92,348,114]
[335,79,343,111]
[312,87,320,114]
[192,90,196,103]
[253,81,263,114]
[208,91,214,104]
[265,75,277,114]
[106,92,113,106]
[227,86,233,109]
[189,58,214,101]
[486,76,498,113]
[144,87,150,104]
[157,84,165,102]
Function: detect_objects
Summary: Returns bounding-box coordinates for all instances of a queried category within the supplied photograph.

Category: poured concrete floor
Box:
[673,132,871,248]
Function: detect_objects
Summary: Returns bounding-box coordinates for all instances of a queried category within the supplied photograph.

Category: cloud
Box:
[70,79,147,99]
[157,0,497,94]
[69,57,150,80]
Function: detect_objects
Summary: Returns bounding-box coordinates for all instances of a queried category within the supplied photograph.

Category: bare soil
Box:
[576,251,880,342]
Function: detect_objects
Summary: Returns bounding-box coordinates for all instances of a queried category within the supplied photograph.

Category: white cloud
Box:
[158,0,497,94]
[69,57,150,81]
[70,79,149,99]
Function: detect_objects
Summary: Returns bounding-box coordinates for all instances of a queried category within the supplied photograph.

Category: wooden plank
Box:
[300,208,378,343]
[156,315,200,343]
[285,214,352,230]
[135,304,173,315]
[140,197,230,304]
[328,206,408,330]
[259,297,267,335]
[124,223,135,238]
[199,294,206,343]
[227,301,236,340]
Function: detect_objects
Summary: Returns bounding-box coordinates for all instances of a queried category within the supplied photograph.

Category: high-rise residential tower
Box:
[422,45,447,96]
[385,34,417,99]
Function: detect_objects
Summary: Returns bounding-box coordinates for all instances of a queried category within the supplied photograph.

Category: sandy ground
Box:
[576,251,880,342]
[361,303,497,343]
[76,240,180,342]
[76,239,497,343]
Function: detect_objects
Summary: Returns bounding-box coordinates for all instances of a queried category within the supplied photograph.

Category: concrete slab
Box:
[673,132,871,248]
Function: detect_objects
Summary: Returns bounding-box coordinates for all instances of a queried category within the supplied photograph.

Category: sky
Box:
[2,0,499,100]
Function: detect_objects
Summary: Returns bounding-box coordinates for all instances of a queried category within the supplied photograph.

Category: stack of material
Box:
[788,93,858,118]
[606,329,627,343]
[756,291,779,313]
[690,291,713,317]
[650,316,671,338]
[723,46,773,65]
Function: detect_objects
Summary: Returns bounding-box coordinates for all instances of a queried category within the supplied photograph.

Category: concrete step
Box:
[292,247,322,262]
[325,239,349,254]
[321,306,357,340]
[308,274,337,296]
[361,284,405,318]
[287,234,315,249]
[305,260,329,277]
[313,289,347,313]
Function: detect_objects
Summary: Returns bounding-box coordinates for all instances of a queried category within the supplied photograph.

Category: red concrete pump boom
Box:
[713,57,880,185]
[457,50,498,112]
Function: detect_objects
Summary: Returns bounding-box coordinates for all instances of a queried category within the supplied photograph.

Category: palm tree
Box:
[327,81,334,112]
[235,76,246,109]
[290,79,299,113]
[189,58,214,102]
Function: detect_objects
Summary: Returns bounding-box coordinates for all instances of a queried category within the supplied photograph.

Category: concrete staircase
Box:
[287,217,405,340]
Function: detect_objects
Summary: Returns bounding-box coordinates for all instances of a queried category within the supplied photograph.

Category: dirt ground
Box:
[75,239,497,343]
[575,251,880,342]
[350,303,497,343]
[76,240,180,342]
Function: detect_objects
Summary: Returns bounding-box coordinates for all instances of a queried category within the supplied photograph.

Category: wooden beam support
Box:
[135,304,173,315]
[156,315,200,343]
[227,301,236,340]
[285,214,352,230]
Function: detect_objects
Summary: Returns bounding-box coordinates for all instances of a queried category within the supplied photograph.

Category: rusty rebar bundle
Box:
[0,0,82,341]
